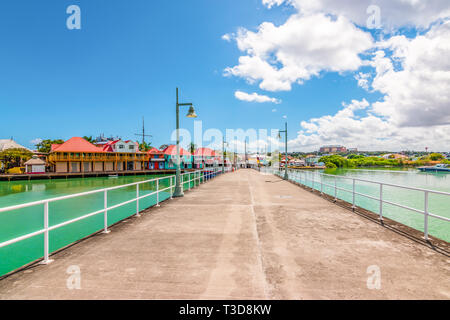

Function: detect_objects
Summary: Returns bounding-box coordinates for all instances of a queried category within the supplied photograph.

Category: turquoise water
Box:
[0,172,207,277]
[290,168,450,242]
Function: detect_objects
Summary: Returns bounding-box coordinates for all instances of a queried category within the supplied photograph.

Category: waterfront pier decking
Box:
[0,169,448,299]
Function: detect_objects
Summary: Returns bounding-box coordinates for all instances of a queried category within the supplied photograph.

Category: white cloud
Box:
[234,90,281,104]
[224,1,450,151]
[287,99,450,151]
[221,33,232,42]
[287,28,450,149]
[225,13,373,91]
[355,72,371,91]
[263,0,450,29]
[262,0,286,9]
[30,138,42,146]
[370,22,450,127]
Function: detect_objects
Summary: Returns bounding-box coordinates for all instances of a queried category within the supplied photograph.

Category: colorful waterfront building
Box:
[193,147,217,169]
[280,155,293,167]
[147,147,165,170]
[48,137,149,173]
[305,155,322,166]
[161,145,192,169]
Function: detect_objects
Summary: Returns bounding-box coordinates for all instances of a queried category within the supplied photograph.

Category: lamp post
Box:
[173,87,197,198]
[244,138,247,168]
[278,122,288,180]
[222,137,228,173]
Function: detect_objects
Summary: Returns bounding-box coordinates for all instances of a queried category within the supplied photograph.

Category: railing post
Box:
[188,173,191,190]
[424,191,429,241]
[42,201,53,264]
[320,174,323,195]
[170,176,173,199]
[379,184,383,221]
[156,179,160,207]
[103,190,110,233]
[136,184,140,217]
[334,176,337,202]
[352,179,356,210]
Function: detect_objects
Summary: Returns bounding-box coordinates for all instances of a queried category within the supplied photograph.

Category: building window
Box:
[119,145,124,149]
[129,145,134,150]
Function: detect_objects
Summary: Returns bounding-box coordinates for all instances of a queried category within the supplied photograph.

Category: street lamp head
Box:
[186,105,197,118]
[277,132,281,139]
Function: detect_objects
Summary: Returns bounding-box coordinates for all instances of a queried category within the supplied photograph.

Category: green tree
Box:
[0,148,33,170]
[347,154,364,159]
[83,136,94,143]
[159,144,169,151]
[429,153,444,161]
[36,139,65,153]
[189,143,196,154]
[139,141,152,152]
[325,162,337,169]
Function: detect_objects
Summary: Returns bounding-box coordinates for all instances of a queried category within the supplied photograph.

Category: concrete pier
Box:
[0,169,449,299]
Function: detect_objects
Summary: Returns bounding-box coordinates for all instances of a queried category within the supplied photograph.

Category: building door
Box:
[127,161,134,171]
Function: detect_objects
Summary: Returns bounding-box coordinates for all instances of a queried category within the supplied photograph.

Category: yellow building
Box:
[48,137,149,173]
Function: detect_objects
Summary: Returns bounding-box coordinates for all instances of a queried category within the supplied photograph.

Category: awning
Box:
[150,158,165,162]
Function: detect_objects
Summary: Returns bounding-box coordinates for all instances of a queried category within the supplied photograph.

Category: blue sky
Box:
[1,0,449,152]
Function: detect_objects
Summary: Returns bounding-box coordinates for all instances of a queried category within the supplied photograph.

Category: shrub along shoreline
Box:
[319,154,449,169]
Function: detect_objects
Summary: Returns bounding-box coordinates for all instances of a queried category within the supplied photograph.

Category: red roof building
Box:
[101,140,120,152]
[193,147,217,157]
[162,145,191,156]
[147,147,163,155]
[100,140,141,153]
[51,137,105,153]
[146,147,165,170]
[48,137,148,173]
[193,147,220,168]
[161,145,193,169]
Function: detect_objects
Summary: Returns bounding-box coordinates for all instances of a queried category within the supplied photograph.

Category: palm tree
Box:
[139,141,152,152]
[189,143,196,154]
[83,136,94,143]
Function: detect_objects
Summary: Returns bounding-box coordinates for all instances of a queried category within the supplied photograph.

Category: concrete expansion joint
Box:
[247,177,271,299]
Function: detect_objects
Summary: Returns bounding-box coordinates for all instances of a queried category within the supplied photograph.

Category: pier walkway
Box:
[0,169,448,299]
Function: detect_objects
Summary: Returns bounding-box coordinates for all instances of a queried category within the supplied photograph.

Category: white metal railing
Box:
[261,167,450,241]
[0,167,231,270]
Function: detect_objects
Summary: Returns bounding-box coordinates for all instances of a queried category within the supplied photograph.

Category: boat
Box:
[108,174,119,178]
[418,164,450,172]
